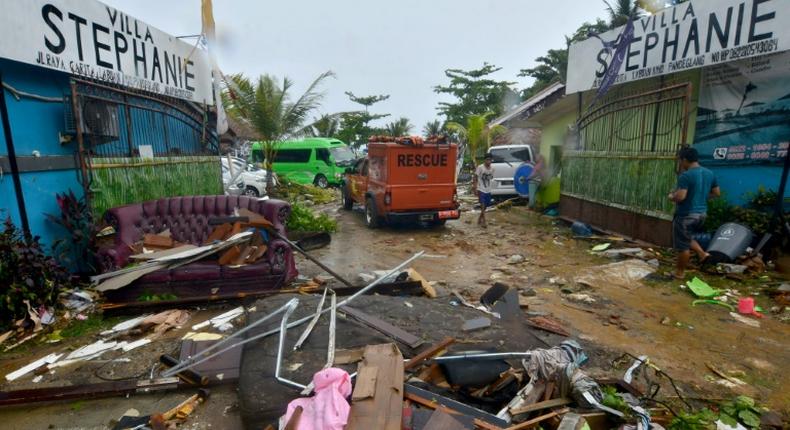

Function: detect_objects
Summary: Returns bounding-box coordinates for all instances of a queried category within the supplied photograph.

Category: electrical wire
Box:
[611,352,693,413]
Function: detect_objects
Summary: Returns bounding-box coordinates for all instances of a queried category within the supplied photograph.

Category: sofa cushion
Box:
[221,262,273,279]
[171,261,222,282]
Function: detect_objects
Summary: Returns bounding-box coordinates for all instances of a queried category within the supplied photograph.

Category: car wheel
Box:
[364,197,380,228]
[342,186,354,210]
[243,186,260,197]
[314,174,329,189]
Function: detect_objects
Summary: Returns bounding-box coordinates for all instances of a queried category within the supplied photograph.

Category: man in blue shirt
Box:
[668,147,720,279]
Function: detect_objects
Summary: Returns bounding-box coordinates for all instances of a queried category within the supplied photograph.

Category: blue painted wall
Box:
[0,59,84,246]
[708,165,787,207]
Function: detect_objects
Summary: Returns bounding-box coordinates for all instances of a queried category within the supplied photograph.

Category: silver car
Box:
[486,145,535,196]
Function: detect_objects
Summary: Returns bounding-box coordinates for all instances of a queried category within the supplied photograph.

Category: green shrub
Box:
[287,203,338,233]
[705,188,784,237]
[277,178,337,205]
[0,218,72,329]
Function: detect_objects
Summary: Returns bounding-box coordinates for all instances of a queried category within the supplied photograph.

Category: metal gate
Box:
[577,82,692,155]
[67,79,219,209]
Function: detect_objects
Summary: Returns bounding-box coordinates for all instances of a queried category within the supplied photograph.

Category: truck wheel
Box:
[314,174,329,189]
[342,187,354,210]
[364,197,380,228]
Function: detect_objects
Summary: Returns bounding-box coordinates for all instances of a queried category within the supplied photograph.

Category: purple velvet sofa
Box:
[99,195,298,302]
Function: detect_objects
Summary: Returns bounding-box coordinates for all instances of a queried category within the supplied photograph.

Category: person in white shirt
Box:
[472,154,495,228]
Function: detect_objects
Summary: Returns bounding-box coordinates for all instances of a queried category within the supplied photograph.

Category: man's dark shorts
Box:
[479,192,492,207]
[673,214,706,251]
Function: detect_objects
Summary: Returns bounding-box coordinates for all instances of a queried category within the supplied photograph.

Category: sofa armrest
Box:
[99,204,145,271]
[265,238,298,282]
[257,199,290,235]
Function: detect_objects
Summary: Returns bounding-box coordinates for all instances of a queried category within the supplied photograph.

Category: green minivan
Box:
[267,138,356,188]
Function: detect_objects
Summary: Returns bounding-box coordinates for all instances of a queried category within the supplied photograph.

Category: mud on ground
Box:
[0,204,787,429]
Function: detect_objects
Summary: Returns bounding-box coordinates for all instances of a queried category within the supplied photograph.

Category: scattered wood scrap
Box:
[346,344,404,430]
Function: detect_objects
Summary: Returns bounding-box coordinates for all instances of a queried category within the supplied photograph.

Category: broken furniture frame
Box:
[274,299,306,390]
[162,252,424,379]
[162,298,299,378]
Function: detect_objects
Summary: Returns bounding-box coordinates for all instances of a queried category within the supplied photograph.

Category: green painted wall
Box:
[90,156,223,217]
[540,111,577,170]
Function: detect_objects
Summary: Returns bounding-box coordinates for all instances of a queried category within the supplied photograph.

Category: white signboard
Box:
[566,0,790,94]
[0,0,213,105]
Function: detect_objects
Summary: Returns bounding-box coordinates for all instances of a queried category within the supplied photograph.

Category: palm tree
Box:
[310,114,340,138]
[422,120,445,137]
[445,113,507,165]
[222,71,334,193]
[385,117,413,136]
[604,0,640,28]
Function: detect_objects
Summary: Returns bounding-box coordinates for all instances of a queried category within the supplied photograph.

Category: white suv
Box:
[221,157,276,197]
[486,145,534,196]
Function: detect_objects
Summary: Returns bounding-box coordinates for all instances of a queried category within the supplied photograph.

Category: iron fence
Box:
[71,79,218,158]
[577,82,692,155]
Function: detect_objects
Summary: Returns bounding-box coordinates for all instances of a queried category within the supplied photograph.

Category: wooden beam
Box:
[509,397,572,416]
[505,408,569,430]
[405,337,455,370]
[340,306,423,349]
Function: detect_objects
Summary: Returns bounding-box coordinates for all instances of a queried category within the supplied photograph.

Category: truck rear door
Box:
[387,144,456,211]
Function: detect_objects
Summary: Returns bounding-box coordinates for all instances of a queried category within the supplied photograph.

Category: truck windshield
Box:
[489,147,531,163]
[330,146,356,165]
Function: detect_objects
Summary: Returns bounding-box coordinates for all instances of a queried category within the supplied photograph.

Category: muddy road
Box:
[302,203,790,413]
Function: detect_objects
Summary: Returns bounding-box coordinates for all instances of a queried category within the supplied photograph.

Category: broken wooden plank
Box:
[346,344,404,430]
[509,397,572,416]
[424,409,470,430]
[351,366,378,401]
[405,337,455,370]
[525,316,570,337]
[407,268,437,298]
[340,306,423,349]
[505,408,569,430]
[0,377,182,406]
[403,384,509,428]
[334,348,365,365]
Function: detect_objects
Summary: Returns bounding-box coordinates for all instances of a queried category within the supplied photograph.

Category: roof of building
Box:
[490,81,566,127]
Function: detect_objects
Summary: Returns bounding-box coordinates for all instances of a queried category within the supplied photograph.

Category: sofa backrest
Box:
[105,195,290,247]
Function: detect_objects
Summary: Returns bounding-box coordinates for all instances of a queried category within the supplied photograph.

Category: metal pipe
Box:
[433,352,533,362]
[0,73,31,240]
[164,252,423,377]
[162,298,298,377]
[293,287,328,351]
[325,290,337,368]
[275,299,307,390]
[269,229,355,288]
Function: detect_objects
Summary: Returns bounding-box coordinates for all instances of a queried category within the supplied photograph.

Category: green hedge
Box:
[90,156,223,217]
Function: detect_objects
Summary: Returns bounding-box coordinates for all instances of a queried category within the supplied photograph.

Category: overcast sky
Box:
[103,0,608,132]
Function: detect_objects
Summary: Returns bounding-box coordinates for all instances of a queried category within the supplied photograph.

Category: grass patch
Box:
[60,315,124,339]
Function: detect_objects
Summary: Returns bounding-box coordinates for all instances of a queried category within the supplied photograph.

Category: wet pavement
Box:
[0,201,788,428]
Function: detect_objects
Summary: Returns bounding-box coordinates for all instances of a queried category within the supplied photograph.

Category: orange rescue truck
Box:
[342,136,460,228]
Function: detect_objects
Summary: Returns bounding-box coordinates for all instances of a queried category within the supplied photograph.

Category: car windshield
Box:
[330,146,356,164]
[489,147,531,163]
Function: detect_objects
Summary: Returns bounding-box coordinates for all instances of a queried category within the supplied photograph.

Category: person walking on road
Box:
[527,153,546,209]
[473,154,495,228]
[668,147,720,279]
